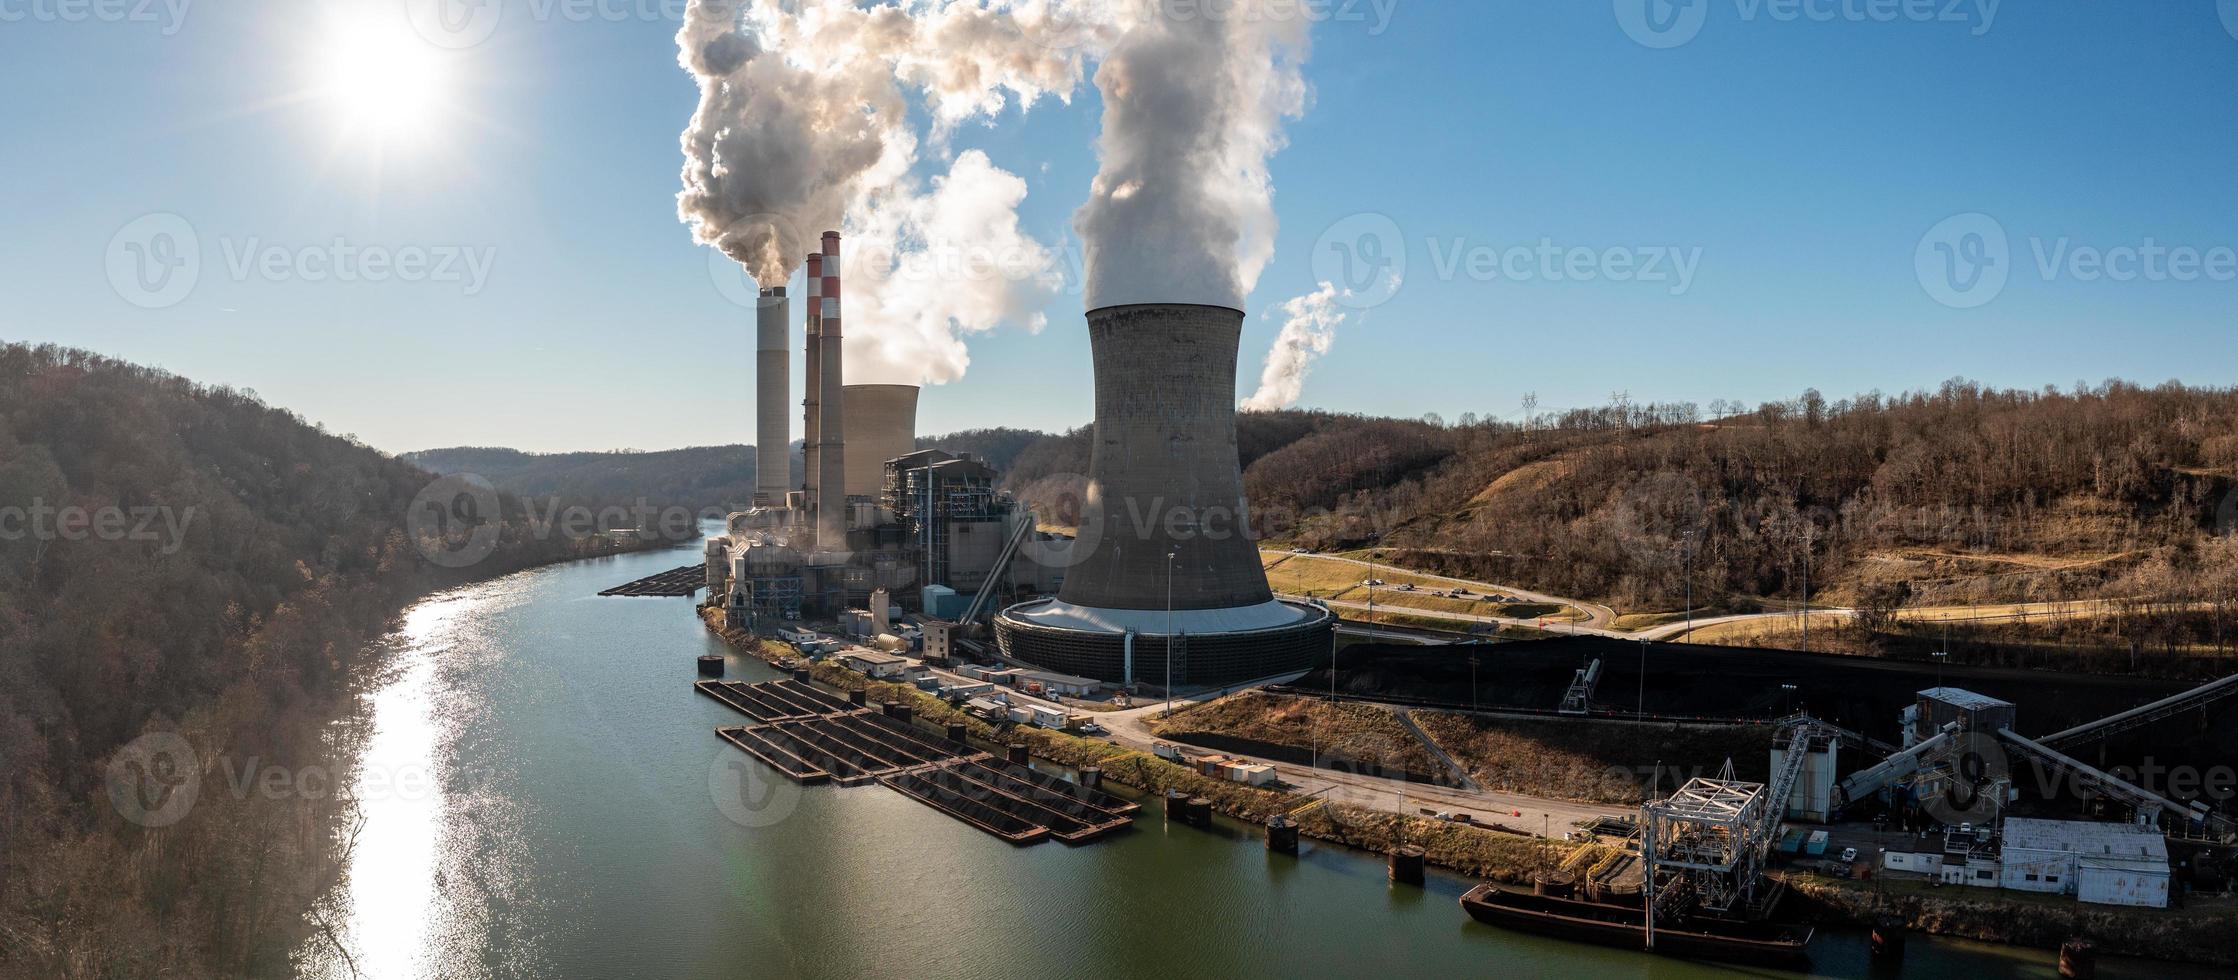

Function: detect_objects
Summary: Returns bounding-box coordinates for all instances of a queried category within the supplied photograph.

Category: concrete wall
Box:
[2078,862,2169,908]
[1057,304,1274,612]
[1999,848,2076,894]
[842,384,917,498]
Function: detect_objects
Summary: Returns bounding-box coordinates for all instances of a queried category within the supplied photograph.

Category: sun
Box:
[313,12,449,146]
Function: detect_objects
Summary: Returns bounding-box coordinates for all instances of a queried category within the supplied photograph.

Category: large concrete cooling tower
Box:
[995,304,1333,687]
[754,287,789,504]
[843,383,918,498]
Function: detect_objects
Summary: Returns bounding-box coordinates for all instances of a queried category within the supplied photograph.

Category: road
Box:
[1265,549,1619,629]
[1094,690,1627,836]
[1265,549,2166,646]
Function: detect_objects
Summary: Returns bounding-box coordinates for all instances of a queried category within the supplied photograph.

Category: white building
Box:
[1999,818,2169,908]
[840,650,909,679]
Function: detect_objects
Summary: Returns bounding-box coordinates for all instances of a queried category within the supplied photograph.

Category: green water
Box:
[295,542,2204,979]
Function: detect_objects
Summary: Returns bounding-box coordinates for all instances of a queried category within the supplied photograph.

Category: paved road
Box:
[1265,550,1619,629]
[1268,550,2162,646]
[1095,689,1627,836]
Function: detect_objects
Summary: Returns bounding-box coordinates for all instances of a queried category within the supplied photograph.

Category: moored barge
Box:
[1459,884,1812,969]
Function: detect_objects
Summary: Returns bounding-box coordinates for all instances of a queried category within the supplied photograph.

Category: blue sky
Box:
[3,1,2235,454]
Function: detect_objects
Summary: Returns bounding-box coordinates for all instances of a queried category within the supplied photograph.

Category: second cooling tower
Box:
[842,384,918,498]
[995,304,1334,687]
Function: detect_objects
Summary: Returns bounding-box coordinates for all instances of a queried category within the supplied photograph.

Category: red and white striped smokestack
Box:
[802,251,822,498]
[815,231,847,554]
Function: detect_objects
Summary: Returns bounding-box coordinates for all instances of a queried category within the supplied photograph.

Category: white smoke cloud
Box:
[1241,280,1357,412]
[676,0,1109,383]
[1073,1,1313,311]
[678,1,1317,380]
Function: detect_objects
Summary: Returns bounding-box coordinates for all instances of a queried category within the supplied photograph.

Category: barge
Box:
[1459,884,1812,969]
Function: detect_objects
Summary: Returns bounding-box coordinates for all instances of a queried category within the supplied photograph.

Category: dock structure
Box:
[696,679,855,723]
[599,564,707,597]
[703,680,1136,844]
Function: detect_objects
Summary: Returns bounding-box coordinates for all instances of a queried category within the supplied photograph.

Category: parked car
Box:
[1840,847,1859,863]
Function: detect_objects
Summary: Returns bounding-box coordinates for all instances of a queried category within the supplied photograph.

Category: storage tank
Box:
[842,384,918,498]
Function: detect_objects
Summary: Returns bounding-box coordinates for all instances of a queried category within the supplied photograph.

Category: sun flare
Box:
[314,13,448,146]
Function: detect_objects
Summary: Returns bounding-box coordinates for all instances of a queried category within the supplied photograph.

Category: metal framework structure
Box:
[1640,767,1777,949]
[1558,658,1602,715]
[2037,672,2238,749]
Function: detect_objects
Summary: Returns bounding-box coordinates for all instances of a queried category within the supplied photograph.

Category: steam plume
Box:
[676,0,1101,382]
[1073,2,1312,311]
[1242,281,1351,411]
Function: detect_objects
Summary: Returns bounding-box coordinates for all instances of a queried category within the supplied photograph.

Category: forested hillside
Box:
[407,428,1052,513]
[1000,384,2238,653]
[0,343,648,976]
[406,444,765,512]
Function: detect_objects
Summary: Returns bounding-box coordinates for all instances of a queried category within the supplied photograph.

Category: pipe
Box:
[815,231,846,554]
[802,252,822,497]
[754,287,789,504]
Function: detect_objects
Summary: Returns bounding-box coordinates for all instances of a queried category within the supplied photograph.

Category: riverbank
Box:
[700,608,1573,885]
[1787,873,2238,968]
[703,609,2238,969]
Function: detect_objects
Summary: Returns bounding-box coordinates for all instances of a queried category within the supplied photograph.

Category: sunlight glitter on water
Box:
[299,592,487,979]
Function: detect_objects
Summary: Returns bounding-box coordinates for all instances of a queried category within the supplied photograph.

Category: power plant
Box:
[696,248,1330,690]
[702,231,1056,646]
[994,304,1334,686]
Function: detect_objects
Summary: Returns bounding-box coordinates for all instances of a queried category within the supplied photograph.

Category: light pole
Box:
[1682,530,1694,640]
[1932,650,1949,693]
[1165,549,1177,720]
[1780,683,1798,719]
[1637,638,1648,723]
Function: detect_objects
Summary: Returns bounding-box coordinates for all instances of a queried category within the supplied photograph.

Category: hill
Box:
[407,444,766,513]
[0,343,650,976]
[409,427,1059,512]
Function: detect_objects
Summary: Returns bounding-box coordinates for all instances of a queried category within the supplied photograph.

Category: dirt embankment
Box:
[1412,712,1774,804]
[1149,692,1446,782]
[1789,875,2238,969]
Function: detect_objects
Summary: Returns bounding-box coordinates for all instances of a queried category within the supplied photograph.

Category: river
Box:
[293,541,2202,978]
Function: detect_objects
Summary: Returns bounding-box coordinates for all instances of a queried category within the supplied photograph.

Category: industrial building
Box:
[702,231,1052,632]
[1881,819,2173,908]
[2000,818,2172,907]
[993,304,1335,687]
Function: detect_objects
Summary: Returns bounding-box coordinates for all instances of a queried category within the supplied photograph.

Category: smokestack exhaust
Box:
[814,231,847,555]
[755,287,789,504]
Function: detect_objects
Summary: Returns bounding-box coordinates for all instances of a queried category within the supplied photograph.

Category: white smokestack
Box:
[755,287,789,502]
